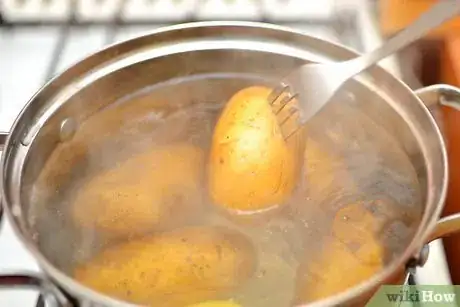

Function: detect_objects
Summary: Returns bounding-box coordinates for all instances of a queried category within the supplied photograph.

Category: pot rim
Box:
[0,21,448,307]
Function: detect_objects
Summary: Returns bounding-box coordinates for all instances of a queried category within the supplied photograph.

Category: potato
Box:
[208,86,303,213]
[294,202,385,304]
[302,135,365,211]
[71,143,205,238]
[303,138,346,198]
[74,226,256,307]
[187,300,241,307]
[331,202,387,265]
[294,239,383,304]
[34,95,168,194]
[32,139,89,204]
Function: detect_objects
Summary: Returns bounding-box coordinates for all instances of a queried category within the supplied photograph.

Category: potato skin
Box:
[208,86,302,213]
[74,226,256,307]
[34,95,168,198]
[294,239,383,304]
[187,300,241,307]
[71,143,205,239]
[303,137,347,200]
[294,202,385,304]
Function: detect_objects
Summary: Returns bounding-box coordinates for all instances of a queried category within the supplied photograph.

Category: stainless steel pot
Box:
[1,21,460,307]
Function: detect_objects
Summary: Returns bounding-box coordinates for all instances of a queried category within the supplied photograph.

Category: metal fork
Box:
[269,0,460,140]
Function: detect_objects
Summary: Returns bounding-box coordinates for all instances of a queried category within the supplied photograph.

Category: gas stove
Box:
[0,0,453,306]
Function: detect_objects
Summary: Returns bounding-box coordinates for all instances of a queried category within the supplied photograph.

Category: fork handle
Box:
[350,0,460,74]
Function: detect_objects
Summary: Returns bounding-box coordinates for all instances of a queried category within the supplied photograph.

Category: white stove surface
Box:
[0,1,454,306]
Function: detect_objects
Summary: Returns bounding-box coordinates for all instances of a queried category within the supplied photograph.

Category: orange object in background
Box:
[379,0,460,38]
[440,36,460,285]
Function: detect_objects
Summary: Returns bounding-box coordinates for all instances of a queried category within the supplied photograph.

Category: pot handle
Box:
[415,84,460,243]
[0,272,73,307]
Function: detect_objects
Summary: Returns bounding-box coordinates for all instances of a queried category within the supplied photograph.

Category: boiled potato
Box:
[294,202,385,304]
[187,300,242,307]
[71,143,205,238]
[32,139,89,204]
[303,138,346,199]
[74,226,256,307]
[209,86,303,213]
[286,135,356,221]
[294,239,384,304]
[333,199,416,259]
[34,95,168,196]
[301,134,363,210]
[331,202,387,265]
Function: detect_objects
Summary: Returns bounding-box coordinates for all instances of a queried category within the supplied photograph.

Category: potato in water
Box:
[302,137,353,203]
[187,300,241,307]
[34,95,168,199]
[74,226,256,307]
[209,86,302,213]
[294,202,385,304]
[72,143,205,238]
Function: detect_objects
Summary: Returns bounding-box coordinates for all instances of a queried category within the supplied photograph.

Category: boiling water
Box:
[28,74,422,307]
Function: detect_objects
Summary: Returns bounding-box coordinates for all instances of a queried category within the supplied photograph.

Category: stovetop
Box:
[0,1,453,306]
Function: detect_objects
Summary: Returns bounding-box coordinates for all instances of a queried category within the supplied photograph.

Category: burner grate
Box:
[0,0,362,85]
[0,0,342,25]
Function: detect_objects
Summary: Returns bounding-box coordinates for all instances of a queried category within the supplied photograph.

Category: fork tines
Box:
[268,84,303,141]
